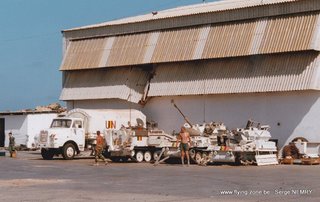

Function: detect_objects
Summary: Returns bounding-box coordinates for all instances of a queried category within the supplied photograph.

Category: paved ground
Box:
[0,151,319,202]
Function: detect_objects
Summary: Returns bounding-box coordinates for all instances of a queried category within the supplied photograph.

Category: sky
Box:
[0,0,218,111]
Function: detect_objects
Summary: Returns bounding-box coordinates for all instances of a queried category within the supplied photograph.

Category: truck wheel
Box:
[135,151,144,163]
[195,152,202,164]
[62,143,75,160]
[144,151,152,162]
[41,148,54,160]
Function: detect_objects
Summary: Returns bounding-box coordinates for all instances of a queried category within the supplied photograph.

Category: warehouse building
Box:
[59,0,320,147]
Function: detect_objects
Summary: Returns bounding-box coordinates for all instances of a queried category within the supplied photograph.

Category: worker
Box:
[94,130,108,166]
[8,132,15,157]
[176,127,191,166]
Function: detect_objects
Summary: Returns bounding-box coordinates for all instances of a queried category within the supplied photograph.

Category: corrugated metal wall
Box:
[61,38,106,70]
[148,52,320,96]
[151,27,201,63]
[60,12,320,71]
[60,68,150,103]
[107,33,150,67]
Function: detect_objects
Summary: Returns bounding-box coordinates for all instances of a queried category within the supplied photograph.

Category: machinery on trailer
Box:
[193,120,278,166]
[155,100,279,166]
[104,127,176,162]
[38,108,146,160]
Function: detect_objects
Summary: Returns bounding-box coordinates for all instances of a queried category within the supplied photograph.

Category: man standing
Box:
[177,127,191,166]
[8,132,15,157]
[94,130,108,166]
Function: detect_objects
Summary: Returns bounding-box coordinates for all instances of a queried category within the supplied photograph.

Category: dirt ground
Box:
[0,151,319,202]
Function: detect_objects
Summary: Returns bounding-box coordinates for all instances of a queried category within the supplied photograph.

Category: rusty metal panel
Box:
[60,68,150,103]
[148,52,320,97]
[60,12,320,70]
[60,38,107,70]
[151,27,201,63]
[259,13,318,53]
[202,20,256,59]
[106,33,150,67]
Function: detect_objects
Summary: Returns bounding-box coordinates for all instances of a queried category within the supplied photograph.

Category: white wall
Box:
[66,99,142,110]
[1,115,28,147]
[67,91,320,147]
[0,113,58,149]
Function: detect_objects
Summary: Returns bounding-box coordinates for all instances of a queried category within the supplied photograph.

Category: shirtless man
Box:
[177,127,191,166]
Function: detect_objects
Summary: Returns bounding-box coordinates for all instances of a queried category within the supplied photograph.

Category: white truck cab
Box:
[38,108,146,160]
[39,117,85,160]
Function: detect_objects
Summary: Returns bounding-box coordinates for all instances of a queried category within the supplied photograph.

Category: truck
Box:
[38,108,146,160]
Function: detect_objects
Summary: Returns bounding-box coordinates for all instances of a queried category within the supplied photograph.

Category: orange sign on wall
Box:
[106,120,116,129]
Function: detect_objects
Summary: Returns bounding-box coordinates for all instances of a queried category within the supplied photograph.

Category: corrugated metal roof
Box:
[65,0,296,32]
[148,52,320,97]
[60,68,150,103]
[62,0,320,40]
[60,12,320,70]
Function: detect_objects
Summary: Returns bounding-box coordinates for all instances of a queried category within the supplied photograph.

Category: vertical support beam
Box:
[250,18,268,55]
[60,40,72,70]
[143,32,160,63]
[310,14,320,51]
[99,37,115,67]
[193,25,210,60]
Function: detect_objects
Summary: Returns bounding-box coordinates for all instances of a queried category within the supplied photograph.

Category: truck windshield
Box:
[51,119,72,128]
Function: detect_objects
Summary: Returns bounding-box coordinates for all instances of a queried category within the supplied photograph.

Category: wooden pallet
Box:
[281,158,294,165]
[301,157,320,165]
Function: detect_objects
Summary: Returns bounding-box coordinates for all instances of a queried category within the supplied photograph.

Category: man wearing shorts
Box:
[177,127,191,166]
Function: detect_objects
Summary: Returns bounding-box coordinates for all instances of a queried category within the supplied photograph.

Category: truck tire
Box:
[135,151,144,163]
[144,151,152,162]
[62,143,76,160]
[41,148,54,160]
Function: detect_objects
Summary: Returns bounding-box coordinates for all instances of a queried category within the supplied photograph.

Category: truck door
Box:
[0,118,4,147]
[72,121,84,137]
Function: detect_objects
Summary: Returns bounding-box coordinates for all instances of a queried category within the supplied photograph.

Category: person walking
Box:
[177,127,191,166]
[8,132,15,157]
[94,130,108,166]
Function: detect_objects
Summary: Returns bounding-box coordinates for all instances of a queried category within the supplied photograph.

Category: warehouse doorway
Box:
[0,118,4,147]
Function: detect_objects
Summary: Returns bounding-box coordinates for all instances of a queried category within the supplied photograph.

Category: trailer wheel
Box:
[153,151,161,161]
[41,148,54,160]
[135,151,144,163]
[202,152,208,159]
[195,152,202,164]
[62,143,75,160]
[234,153,241,165]
[189,149,196,160]
[110,157,121,162]
[144,151,152,162]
